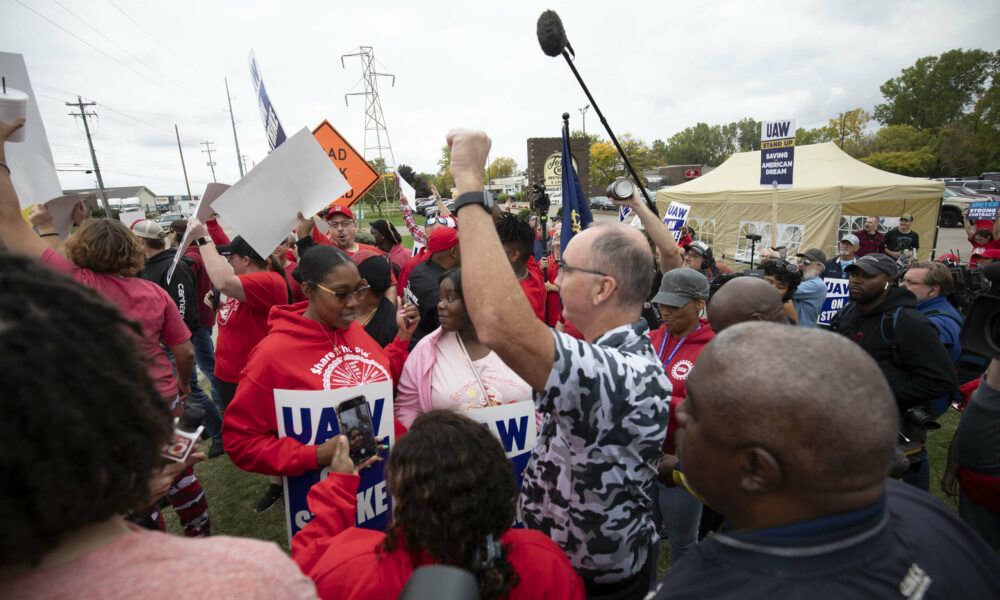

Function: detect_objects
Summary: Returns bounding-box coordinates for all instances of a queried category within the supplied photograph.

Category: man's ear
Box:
[738,446,783,493]
[592,276,618,307]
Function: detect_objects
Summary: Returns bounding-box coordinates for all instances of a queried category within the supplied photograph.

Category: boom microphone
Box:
[537,10,571,58]
[534,10,658,216]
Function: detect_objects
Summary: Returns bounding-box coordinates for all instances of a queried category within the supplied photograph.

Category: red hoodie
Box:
[222,301,409,476]
[648,317,715,453]
[292,473,585,600]
[522,256,547,322]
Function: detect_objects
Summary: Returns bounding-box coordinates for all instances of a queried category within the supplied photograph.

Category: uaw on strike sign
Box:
[313,121,381,209]
[760,119,796,189]
[276,386,537,542]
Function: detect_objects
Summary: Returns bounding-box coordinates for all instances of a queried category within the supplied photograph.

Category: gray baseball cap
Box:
[652,268,710,306]
[840,233,860,246]
[845,253,898,278]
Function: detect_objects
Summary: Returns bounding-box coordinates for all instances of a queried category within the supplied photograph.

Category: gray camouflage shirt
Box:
[520,321,670,584]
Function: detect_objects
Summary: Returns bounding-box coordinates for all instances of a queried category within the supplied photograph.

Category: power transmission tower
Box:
[201,140,217,182]
[225,77,245,178]
[342,46,396,210]
[66,97,111,215]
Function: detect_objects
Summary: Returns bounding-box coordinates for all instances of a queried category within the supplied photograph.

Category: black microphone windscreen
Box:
[537,10,567,57]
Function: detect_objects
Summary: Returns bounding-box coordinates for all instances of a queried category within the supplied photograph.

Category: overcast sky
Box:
[2,0,998,196]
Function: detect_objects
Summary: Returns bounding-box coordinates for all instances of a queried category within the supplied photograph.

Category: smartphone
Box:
[336,395,378,465]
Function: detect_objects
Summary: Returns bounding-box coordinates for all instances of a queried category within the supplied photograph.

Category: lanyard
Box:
[658,324,700,366]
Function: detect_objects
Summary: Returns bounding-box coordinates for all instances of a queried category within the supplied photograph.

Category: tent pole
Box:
[771,185,779,250]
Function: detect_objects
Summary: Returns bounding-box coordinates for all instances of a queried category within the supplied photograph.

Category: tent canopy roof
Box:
[658,142,944,204]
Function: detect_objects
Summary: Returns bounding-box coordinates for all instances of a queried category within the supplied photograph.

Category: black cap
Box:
[845,253,897,277]
[796,248,827,264]
[216,235,264,262]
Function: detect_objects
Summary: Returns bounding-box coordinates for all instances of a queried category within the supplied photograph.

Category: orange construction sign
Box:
[312,120,380,208]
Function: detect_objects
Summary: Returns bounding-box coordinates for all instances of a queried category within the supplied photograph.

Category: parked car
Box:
[414,197,437,216]
[156,212,184,229]
[961,180,1000,194]
[589,196,616,211]
[939,187,992,228]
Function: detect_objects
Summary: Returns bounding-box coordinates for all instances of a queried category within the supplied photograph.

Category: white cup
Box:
[0,88,29,143]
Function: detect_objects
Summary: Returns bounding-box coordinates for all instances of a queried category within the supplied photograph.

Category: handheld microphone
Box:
[161,405,206,462]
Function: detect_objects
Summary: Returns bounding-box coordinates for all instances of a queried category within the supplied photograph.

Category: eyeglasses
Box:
[312,283,370,300]
[328,220,355,230]
[425,217,449,226]
[796,258,814,266]
[900,277,928,287]
[557,258,608,277]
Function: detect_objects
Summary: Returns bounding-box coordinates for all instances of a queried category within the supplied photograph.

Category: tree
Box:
[796,125,835,146]
[860,150,936,177]
[485,157,518,183]
[828,108,872,155]
[434,145,455,196]
[724,117,762,153]
[874,49,997,130]
[663,123,730,166]
[869,125,933,154]
[587,134,655,188]
[571,129,603,146]
[362,157,395,215]
[397,164,433,198]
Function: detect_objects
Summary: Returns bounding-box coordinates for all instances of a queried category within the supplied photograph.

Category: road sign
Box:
[312,120,380,208]
[684,168,700,178]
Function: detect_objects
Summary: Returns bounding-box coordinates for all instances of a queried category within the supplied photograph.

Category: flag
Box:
[560,125,593,248]
[618,205,631,222]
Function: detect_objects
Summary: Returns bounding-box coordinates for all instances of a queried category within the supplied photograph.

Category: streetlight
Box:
[579,104,590,137]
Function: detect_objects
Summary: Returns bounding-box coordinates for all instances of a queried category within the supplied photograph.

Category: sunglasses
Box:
[426,217,450,226]
[796,258,814,266]
[557,258,608,277]
[312,283,370,300]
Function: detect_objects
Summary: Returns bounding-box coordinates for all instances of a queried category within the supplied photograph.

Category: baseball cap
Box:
[840,234,860,246]
[796,248,827,264]
[132,220,165,240]
[845,253,897,278]
[324,205,355,221]
[683,240,710,257]
[651,268,710,306]
[900,213,914,221]
[216,235,264,262]
[427,226,459,253]
[980,249,1000,260]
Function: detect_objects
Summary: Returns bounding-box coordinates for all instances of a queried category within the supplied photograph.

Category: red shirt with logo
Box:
[648,317,715,453]
[223,302,408,476]
[214,271,289,383]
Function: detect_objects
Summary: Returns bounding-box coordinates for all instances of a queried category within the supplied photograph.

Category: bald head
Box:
[707,276,787,332]
[685,322,896,500]
[577,224,654,308]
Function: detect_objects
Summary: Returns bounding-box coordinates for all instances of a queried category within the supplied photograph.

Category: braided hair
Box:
[0,254,172,568]
[380,410,520,600]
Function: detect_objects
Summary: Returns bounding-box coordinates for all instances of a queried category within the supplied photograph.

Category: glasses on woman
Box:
[312,283,370,300]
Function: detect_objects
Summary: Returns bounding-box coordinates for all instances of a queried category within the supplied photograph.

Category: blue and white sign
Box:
[662,201,691,243]
[968,201,999,222]
[760,119,796,189]
[249,49,288,151]
[818,278,850,326]
[618,205,632,222]
[463,401,537,526]
[275,382,394,542]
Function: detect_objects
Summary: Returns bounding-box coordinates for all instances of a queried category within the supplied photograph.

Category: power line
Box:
[15,0,225,116]
[66,96,110,214]
[201,140,217,182]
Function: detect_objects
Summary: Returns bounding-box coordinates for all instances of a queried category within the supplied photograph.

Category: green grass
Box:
[164,378,963,577]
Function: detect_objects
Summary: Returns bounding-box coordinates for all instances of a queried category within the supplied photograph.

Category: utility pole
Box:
[579,104,590,138]
[225,77,244,178]
[201,140,217,182]
[66,96,111,215]
[241,154,253,173]
[174,125,193,203]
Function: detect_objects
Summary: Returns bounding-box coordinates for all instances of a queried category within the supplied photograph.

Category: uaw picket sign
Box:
[275,382,394,542]
[662,201,691,243]
[462,401,537,527]
[818,278,850,326]
[760,119,796,189]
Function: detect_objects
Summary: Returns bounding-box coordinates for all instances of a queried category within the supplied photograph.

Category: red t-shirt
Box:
[283,260,305,303]
[521,257,547,322]
[543,258,560,327]
[214,271,289,383]
[969,237,1000,267]
[184,245,217,329]
[41,248,190,399]
[222,302,397,476]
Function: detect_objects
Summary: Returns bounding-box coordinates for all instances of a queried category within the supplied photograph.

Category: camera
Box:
[745,233,762,242]
[606,179,634,201]
[902,406,941,431]
[531,182,550,216]
[960,262,1000,359]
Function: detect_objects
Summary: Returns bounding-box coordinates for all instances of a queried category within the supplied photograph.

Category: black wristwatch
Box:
[195,237,210,246]
[451,189,494,214]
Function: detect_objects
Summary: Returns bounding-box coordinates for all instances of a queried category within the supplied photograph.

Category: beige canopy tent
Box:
[656,142,945,264]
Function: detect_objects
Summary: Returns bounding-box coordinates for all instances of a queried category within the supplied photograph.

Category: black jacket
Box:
[139,249,200,333]
[832,286,957,412]
[404,259,447,347]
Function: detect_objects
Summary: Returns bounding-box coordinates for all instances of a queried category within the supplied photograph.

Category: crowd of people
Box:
[2,117,1000,599]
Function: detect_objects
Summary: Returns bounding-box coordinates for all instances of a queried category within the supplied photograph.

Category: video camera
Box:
[708,269,765,299]
[959,262,1000,359]
[947,264,990,314]
[531,182,550,216]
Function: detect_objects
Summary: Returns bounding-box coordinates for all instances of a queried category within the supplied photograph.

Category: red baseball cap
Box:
[325,205,354,221]
[427,226,459,253]
[981,249,1000,260]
